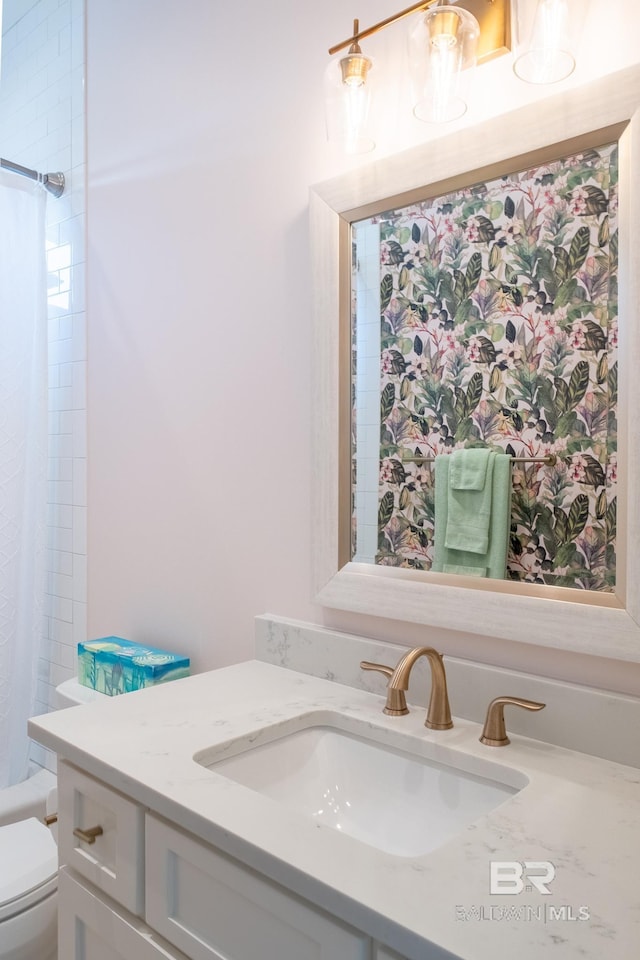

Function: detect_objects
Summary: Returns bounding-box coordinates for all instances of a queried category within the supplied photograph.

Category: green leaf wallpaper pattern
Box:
[361,142,618,590]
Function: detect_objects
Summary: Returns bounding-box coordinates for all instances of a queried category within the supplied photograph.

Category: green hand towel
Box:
[446,450,496,554]
[449,448,492,490]
[433,453,512,580]
[443,563,487,577]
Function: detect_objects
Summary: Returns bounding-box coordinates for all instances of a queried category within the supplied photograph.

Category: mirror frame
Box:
[311,65,640,663]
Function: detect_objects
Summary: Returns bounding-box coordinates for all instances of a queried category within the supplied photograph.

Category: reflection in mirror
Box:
[352,141,618,593]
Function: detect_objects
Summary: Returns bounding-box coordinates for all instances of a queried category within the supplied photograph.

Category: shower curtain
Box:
[0,171,47,789]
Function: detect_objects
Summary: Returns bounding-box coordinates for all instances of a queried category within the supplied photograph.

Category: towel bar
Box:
[403,454,556,466]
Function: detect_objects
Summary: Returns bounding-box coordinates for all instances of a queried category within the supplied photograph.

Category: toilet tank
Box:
[55,678,106,709]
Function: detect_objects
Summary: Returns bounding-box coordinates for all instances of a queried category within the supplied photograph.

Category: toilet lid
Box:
[0,818,57,920]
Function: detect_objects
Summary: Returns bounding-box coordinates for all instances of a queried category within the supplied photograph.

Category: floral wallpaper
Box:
[365,142,618,591]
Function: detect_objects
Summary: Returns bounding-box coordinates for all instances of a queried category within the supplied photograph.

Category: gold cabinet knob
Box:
[73,825,104,845]
[480,696,545,746]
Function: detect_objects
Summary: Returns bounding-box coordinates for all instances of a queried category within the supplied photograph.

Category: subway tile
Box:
[58,214,85,264]
[47,317,60,342]
[47,53,70,85]
[45,193,73,228]
[50,548,73,576]
[48,456,73,481]
[47,502,73,528]
[36,36,60,70]
[70,15,83,70]
[57,410,74,434]
[72,360,86,408]
[72,410,86,457]
[49,571,73,600]
[58,24,71,55]
[72,554,86,601]
[45,121,71,158]
[48,384,73,410]
[71,113,84,166]
[58,361,73,387]
[57,315,73,339]
[48,479,73,504]
[46,594,73,623]
[70,313,86,360]
[25,68,50,105]
[48,433,73,460]
[37,652,53,682]
[72,601,87,646]
[49,660,73,688]
[72,457,86,506]
[50,617,74,645]
[50,640,74,669]
[49,525,73,553]
[72,506,87,554]
[35,82,60,118]
[48,2,72,39]
[47,411,61,435]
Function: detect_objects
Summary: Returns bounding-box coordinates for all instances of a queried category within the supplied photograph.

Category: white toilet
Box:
[0,679,104,960]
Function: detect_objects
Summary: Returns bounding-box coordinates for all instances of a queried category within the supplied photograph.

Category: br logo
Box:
[490,861,556,895]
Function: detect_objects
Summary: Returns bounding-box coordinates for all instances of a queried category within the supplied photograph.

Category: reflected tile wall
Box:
[0,0,86,769]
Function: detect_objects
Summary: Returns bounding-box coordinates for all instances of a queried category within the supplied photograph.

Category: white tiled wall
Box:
[353,220,381,563]
[0,0,86,766]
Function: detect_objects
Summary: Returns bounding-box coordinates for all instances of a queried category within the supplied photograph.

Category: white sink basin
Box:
[196,720,525,858]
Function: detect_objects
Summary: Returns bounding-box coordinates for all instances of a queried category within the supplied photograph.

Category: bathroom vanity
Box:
[30,659,640,960]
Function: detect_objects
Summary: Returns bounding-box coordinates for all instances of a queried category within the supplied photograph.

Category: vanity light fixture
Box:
[513,0,575,84]
[325,0,579,153]
[324,19,376,155]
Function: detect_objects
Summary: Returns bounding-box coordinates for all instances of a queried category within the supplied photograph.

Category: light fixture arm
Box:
[329,0,438,56]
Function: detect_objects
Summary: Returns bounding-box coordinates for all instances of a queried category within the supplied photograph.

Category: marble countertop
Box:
[29,661,640,960]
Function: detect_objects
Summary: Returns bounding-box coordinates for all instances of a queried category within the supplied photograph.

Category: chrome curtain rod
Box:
[0,158,65,198]
[405,455,557,465]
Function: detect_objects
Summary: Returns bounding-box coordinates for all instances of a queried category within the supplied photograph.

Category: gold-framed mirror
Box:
[311,65,640,662]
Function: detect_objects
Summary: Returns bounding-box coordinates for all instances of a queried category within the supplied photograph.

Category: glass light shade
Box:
[408,4,480,124]
[324,50,375,155]
[514,0,575,84]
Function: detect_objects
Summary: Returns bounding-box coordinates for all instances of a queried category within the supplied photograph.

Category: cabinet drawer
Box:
[58,868,188,960]
[146,815,371,960]
[58,760,145,916]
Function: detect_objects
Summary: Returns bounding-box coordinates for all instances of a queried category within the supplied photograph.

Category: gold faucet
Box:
[480,696,545,746]
[361,646,453,730]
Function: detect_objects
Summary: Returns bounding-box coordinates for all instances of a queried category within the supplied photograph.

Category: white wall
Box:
[0,0,86,755]
[86,0,640,696]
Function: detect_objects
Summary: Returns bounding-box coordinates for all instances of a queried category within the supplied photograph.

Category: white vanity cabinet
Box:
[145,814,370,960]
[58,868,190,960]
[56,762,409,960]
[57,759,145,915]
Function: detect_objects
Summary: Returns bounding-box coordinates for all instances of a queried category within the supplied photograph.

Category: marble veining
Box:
[256,615,640,768]
[29,659,639,960]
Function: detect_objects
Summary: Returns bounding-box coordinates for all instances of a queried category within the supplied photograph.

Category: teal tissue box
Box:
[78,637,190,696]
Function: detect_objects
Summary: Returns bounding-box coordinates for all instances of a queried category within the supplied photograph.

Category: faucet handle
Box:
[360,661,409,716]
[480,696,545,747]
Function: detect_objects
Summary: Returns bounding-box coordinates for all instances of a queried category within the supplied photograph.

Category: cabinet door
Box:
[58,760,145,915]
[58,868,188,960]
[146,814,371,960]
[374,946,409,960]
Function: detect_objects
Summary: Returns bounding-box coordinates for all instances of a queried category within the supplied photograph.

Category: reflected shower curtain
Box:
[0,172,47,788]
